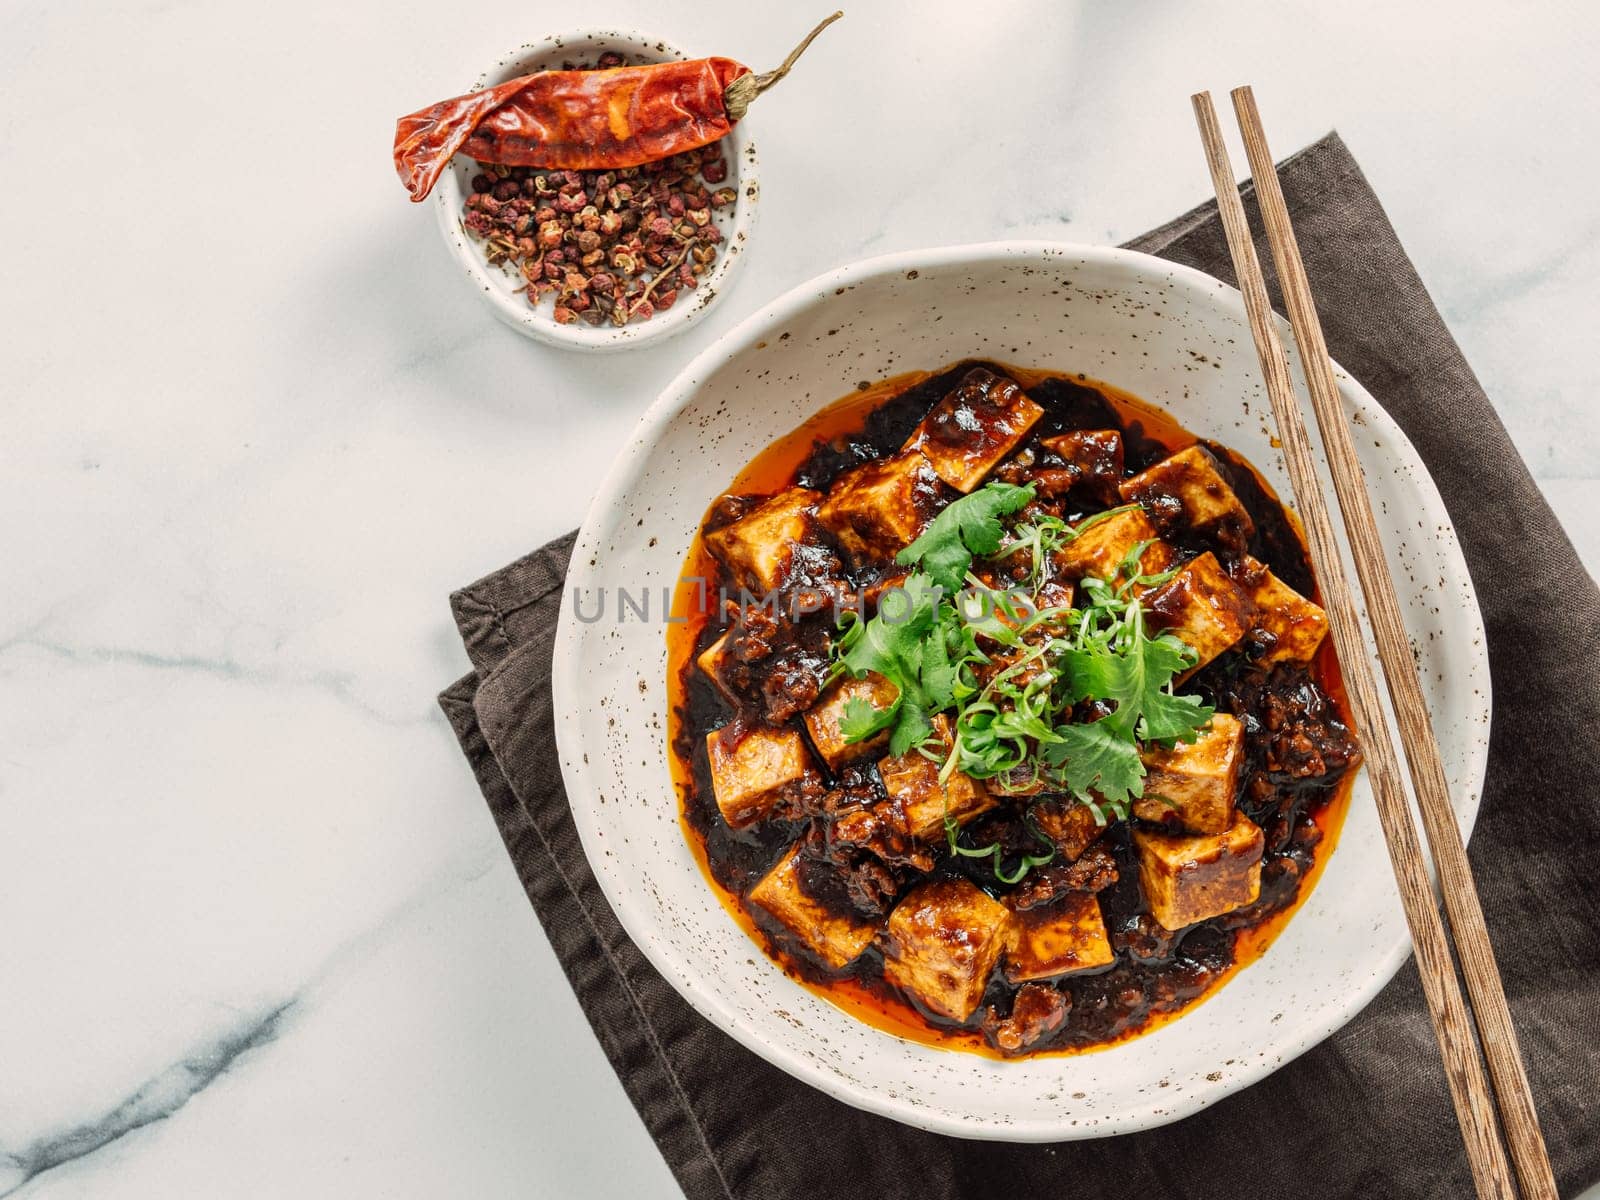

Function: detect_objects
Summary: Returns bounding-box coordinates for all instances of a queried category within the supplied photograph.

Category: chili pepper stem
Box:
[723,11,843,120]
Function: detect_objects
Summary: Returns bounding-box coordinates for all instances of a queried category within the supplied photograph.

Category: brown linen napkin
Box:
[438,133,1600,1200]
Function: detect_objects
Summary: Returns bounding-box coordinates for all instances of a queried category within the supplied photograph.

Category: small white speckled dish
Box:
[430,30,759,352]
[553,242,1491,1139]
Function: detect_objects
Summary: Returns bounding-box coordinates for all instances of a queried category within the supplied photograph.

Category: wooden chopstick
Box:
[1222,86,1561,1200]
[1190,91,1517,1200]
[1228,86,1559,1200]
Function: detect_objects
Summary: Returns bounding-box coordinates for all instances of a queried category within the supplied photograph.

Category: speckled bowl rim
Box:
[553,240,1491,1139]
[431,29,759,353]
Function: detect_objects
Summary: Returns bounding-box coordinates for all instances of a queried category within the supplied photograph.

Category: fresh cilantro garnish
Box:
[830,490,1215,861]
[896,482,1036,592]
[832,574,965,755]
[837,695,888,743]
[1040,573,1213,811]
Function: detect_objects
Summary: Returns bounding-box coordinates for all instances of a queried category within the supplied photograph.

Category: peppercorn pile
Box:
[460,56,736,328]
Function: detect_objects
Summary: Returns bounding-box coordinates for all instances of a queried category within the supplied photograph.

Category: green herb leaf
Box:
[897,482,1036,592]
[833,573,967,755]
[838,694,894,743]
[881,706,922,756]
[1041,719,1145,809]
[837,578,933,680]
[1050,589,1214,796]
[1136,641,1215,742]
[919,615,961,710]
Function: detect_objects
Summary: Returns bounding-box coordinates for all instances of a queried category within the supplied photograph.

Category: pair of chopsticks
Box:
[1191,90,1557,1200]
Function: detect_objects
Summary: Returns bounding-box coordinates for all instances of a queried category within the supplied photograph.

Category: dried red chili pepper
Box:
[394,12,841,203]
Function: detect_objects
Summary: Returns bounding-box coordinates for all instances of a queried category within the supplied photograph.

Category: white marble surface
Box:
[3,1,1596,1196]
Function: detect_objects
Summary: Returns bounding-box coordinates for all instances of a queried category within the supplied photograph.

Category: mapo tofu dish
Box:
[668,361,1360,1057]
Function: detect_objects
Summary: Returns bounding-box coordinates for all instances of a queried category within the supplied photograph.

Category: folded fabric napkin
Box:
[438,133,1600,1200]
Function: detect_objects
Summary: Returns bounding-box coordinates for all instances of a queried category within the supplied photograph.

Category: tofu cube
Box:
[1120,444,1255,549]
[815,450,943,562]
[876,715,994,840]
[748,845,880,970]
[1004,892,1115,982]
[1040,429,1125,502]
[706,724,818,829]
[904,368,1045,493]
[803,672,899,771]
[1142,552,1250,675]
[696,631,741,704]
[884,878,1012,1021]
[1134,713,1245,834]
[704,487,822,593]
[1239,556,1329,664]
[1133,811,1265,930]
[1030,797,1106,861]
[1052,507,1173,586]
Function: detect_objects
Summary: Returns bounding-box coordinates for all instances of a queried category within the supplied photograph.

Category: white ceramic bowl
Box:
[431,29,759,352]
[553,242,1491,1139]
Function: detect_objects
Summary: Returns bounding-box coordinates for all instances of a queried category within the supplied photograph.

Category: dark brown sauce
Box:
[665,361,1357,1058]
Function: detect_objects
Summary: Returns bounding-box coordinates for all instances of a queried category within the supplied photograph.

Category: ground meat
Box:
[1008,866,1072,910]
[800,774,933,905]
[1024,468,1080,497]
[1059,843,1119,891]
[1111,913,1181,964]
[961,811,1038,857]
[728,604,779,663]
[792,846,893,920]
[1289,811,1321,852]
[774,774,827,825]
[952,808,1073,889]
[1257,854,1306,912]
[1217,837,1317,929]
[1147,954,1223,1011]
[840,857,898,916]
[982,983,1070,1055]
[1260,804,1324,856]
[1175,925,1233,976]
[990,448,1037,486]
[1049,429,1126,502]
[796,820,904,920]
[796,773,870,823]
[1220,663,1359,783]
[1066,969,1153,1044]
[1239,773,1278,821]
[760,651,824,722]
[1009,844,1120,909]
[816,784,936,874]
[1140,490,1186,531]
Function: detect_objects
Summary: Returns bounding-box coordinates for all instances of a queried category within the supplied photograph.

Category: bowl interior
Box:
[431,29,758,352]
[553,242,1490,1138]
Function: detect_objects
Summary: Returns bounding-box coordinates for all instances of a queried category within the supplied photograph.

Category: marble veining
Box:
[2,1001,295,1194]
[2,0,1594,1196]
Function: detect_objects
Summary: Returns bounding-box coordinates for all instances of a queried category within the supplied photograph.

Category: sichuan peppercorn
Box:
[457,132,736,327]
